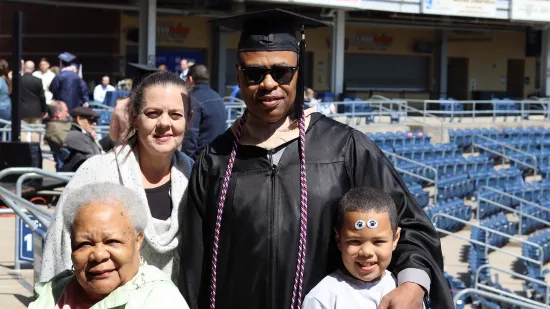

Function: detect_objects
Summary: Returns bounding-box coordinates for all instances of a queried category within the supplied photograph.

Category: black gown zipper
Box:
[267,150,277,308]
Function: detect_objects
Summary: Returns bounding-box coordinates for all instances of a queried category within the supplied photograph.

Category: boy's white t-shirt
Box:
[302,269,396,309]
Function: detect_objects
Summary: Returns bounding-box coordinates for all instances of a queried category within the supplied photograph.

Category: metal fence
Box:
[0,168,72,280]
[416,99,550,124]
[473,264,550,306]
[431,213,545,276]
[454,288,550,309]
[472,135,539,178]
[476,186,550,235]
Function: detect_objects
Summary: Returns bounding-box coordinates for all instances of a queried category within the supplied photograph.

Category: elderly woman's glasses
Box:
[237,64,298,85]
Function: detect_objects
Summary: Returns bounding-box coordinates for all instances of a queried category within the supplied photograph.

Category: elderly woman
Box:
[29,183,189,308]
[40,71,194,283]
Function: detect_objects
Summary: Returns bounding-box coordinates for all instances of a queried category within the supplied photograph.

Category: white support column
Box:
[139,0,156,66]
[439,30,448,98]
[146,0,157,68]
[541,29,550,97]
[331,9,345,98]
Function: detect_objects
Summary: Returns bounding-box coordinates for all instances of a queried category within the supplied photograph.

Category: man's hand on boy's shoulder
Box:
[377,282,425,309]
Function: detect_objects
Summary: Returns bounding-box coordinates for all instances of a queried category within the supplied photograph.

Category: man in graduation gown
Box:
[49,52,88,112]
[179,9,453,309]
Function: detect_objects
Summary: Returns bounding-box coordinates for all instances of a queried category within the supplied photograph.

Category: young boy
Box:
[303,187,402,309]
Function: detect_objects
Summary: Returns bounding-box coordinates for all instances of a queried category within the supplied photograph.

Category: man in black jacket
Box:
[21,61,47,142]
[179,9,453,309]
[61,106,102,171]
[182,64,226,160]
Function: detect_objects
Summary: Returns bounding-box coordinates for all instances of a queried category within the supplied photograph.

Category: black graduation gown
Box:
[179,112,453,309]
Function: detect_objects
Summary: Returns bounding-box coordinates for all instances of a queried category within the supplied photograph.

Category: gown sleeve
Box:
[178,150,208,309]
[344,130,452,307]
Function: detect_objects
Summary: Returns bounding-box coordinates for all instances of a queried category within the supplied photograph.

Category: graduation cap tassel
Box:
[209,110,248,309]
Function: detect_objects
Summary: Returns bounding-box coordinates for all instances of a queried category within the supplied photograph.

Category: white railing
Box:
[383,150,438,203]
[474,264,550,306]
[454,288,550,309]
[416,99,550,124]
[477,186,550,234]
[472,134,538,178]
[431,213,545,276]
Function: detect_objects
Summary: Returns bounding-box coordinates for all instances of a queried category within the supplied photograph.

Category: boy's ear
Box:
[334,227,341,251]
[392,227,401,251]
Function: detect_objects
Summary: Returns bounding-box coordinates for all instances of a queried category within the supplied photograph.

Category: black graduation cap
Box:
[128,63,159,89]
[209,9,328,118]
[58,52,76,66]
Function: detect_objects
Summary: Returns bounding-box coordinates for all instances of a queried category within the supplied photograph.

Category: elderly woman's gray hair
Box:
[62,182,148,233]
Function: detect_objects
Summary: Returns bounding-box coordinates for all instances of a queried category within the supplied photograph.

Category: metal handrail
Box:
[419,99,550,124]
[454,288,550,309]
[88,102,114,111]
[474,264,550,306]
[222,96,245,104]
[0,167,73,183]
[432,213,544,275]
[400,103,445,142]
[473,134,538,177]
[383,150,438,202]
[477,196,550,234]
[0,168,73,226]
[0,185,52,228]
[478,185,550,218]
[0,189,46,233]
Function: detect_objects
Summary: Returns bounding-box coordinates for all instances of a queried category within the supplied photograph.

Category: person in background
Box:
[29,183,190,309]
[50,66,60,75]
[109,97,130,144]
[182,64,226,160]
[117,78,133,91]
[44,101,71,171]
[159,64,168,71]
[93,75,116,103]
[61,106,102,171]
[45,101,70,148]
[71,62,90,107]
[179,58,189,80]
[0,59,11,122]
[50,52,88,111]
[305,88,319,109]
[21,61,47,142]
[32,58,56,104]
[41,71,195,284]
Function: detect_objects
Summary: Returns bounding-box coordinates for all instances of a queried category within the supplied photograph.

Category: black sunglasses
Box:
[237,65,298,85]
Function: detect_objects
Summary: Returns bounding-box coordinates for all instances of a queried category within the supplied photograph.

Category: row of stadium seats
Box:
[406,183,429,208]
[471,213,516,250]
[393,143,460,160]
[424,197,472,232]
[477,181,550,220]
[520,205,550,235]
[492,98,519,117]
[397,155,493,185]
[449,127,550,148]
[367,131,431,149]
[437,174,474,200]
[470,168,523,193]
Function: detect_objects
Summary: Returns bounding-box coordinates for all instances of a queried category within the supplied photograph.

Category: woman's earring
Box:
[71,265,75,272]
[140,256,144,265]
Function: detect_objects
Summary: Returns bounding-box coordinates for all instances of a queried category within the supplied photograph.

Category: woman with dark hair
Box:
[0,59,11,121]
[40,71,194,285]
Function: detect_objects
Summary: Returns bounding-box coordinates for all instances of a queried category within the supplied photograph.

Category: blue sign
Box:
[155,50,206,72]
[18,215,46,262]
